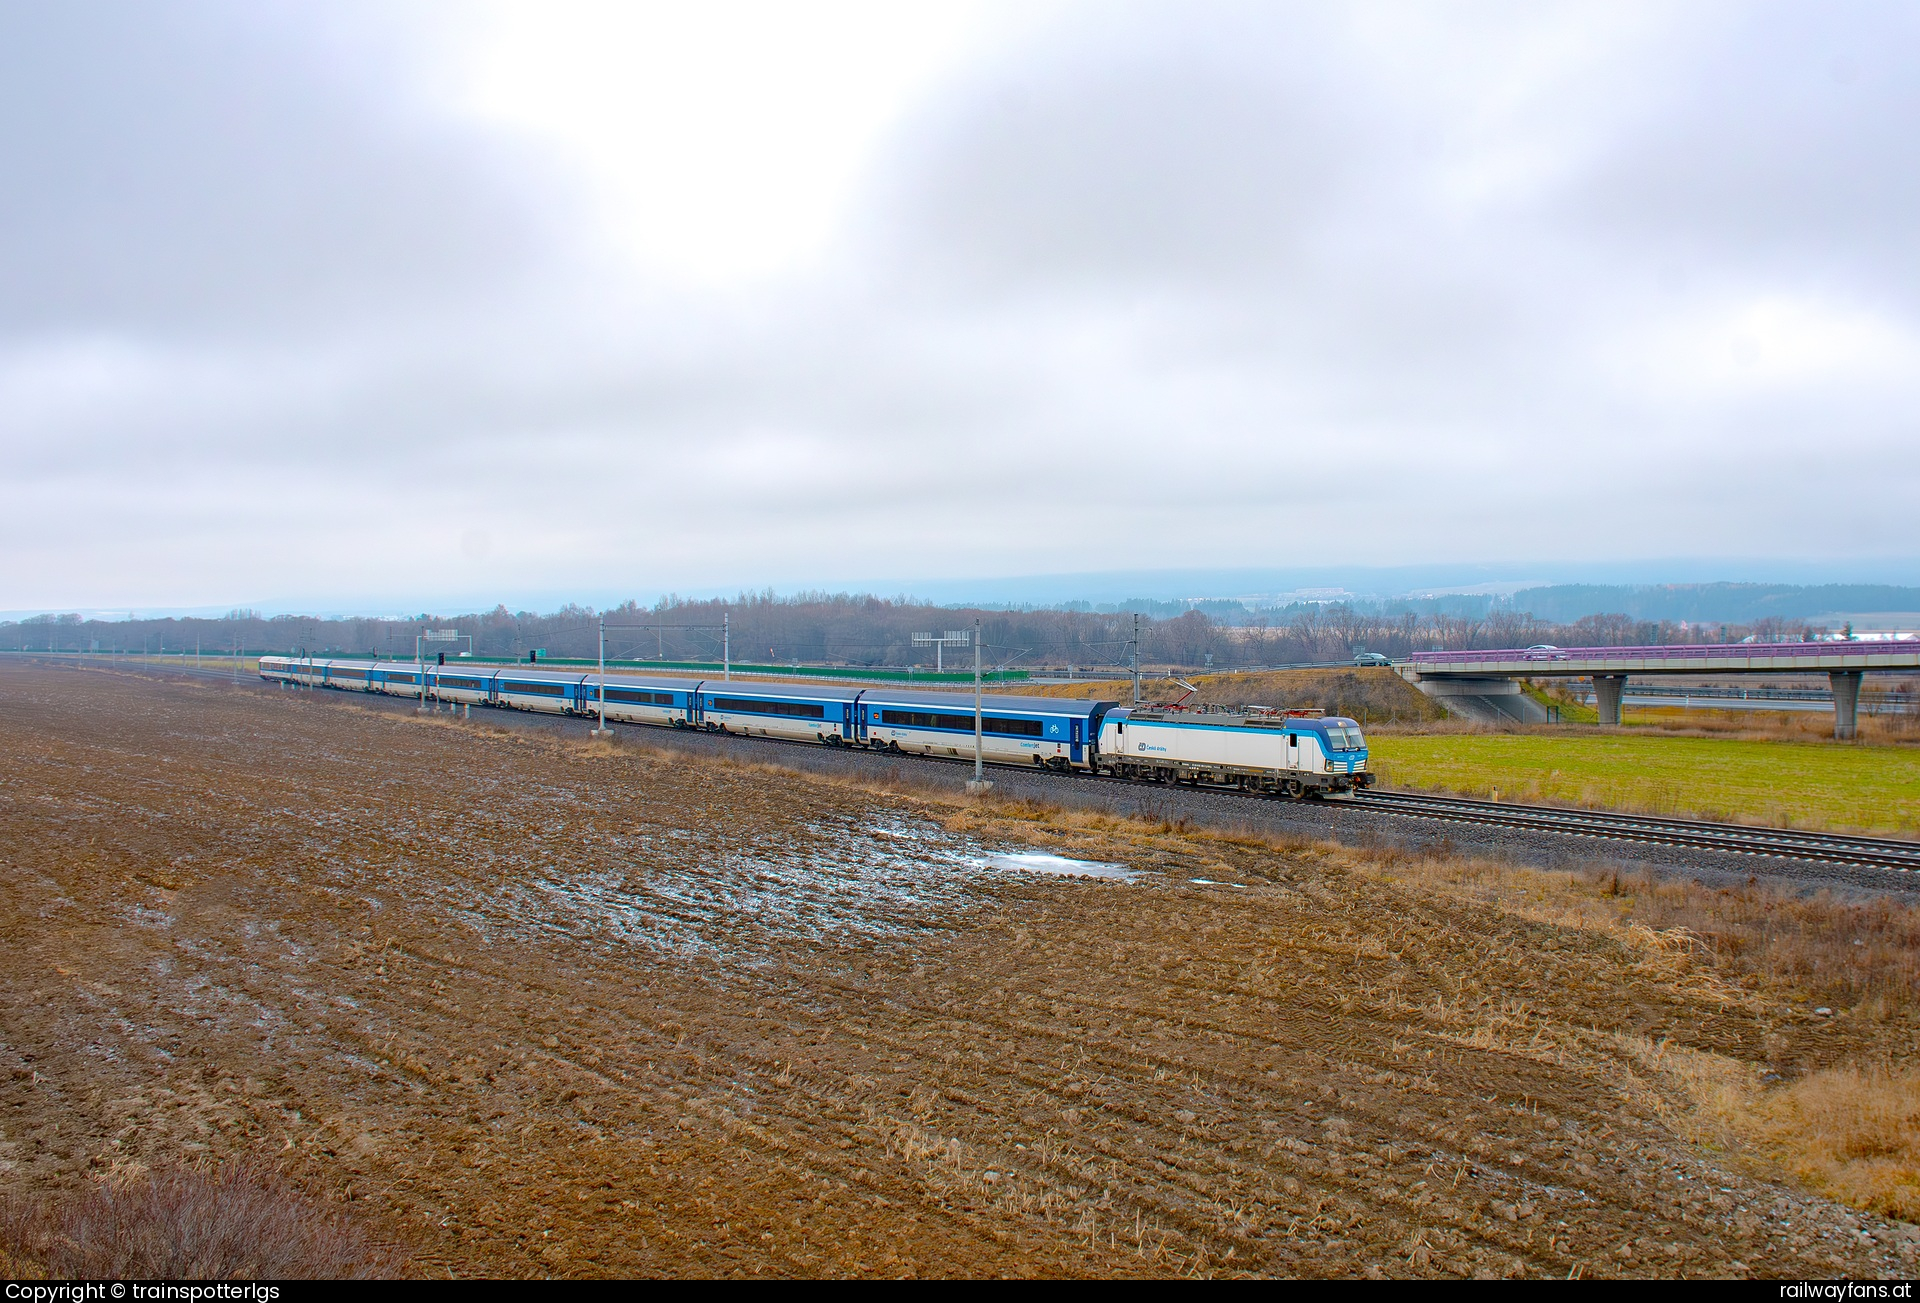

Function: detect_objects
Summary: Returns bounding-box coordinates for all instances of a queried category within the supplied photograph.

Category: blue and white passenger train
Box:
[257,657,1373,797]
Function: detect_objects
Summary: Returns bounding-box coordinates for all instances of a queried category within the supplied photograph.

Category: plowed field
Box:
[1,665,1913,1278]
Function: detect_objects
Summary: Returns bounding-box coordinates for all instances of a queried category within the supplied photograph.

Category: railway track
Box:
[828,744,1920,874]
[29,657,1920,876]
[1352,788,1920,871]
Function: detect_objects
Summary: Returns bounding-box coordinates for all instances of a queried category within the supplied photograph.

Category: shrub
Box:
[0,1161,402,1280]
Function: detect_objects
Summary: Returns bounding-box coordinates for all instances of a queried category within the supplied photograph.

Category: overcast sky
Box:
[2,0,1916,612]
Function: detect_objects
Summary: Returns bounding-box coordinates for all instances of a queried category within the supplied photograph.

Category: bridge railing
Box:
[1407,641,1913,666]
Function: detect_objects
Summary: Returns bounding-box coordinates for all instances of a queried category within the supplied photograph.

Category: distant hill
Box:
[1508,583,1920,625]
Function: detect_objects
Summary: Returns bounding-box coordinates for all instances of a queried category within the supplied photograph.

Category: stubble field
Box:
[1,664,1916,1278]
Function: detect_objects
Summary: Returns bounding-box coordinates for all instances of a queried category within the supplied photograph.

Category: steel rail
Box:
[1352,789,1919,871]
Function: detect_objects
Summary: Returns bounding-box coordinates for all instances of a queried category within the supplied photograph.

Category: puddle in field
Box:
[478,818,988,959]
[985,852,1138,881]
[877,825,1139,881]
[419,810,1144,964]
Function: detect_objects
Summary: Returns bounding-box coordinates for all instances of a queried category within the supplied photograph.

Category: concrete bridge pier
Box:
[1830,671,1863,740]
[1397,673,1547,723]
[1593,674,1627,726]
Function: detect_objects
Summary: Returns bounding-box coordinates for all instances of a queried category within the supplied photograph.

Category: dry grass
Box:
[0,1162,403,1279]
[1367,712,1920,745]
[1531,677,1920,745]
[1023,668,1446,723]
[1588,872,1920,1013]
[1622,1050,1920,1223]
[1760,1066,1920,1221]
[1620,707,1919,745]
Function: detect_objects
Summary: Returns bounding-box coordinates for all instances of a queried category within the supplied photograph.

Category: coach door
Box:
[1069,718,1083,764]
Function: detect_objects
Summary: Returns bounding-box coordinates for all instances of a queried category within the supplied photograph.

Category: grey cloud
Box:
[0,2,559,340]
[1564,2,1920,293]
[1,1,1915,609]
[851,3,1919,470]
[872,5,1379,294]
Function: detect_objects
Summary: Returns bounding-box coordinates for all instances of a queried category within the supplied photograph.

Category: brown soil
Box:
[1021,669,1445,724]
[1,664,1914,1278]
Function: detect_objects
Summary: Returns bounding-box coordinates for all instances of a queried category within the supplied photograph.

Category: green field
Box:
[1370,733,1920,836]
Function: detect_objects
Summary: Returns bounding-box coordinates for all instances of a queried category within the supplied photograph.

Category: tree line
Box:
[3,593,1844,672]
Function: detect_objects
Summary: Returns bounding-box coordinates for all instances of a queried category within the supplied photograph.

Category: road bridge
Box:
[1401,642,1920,737]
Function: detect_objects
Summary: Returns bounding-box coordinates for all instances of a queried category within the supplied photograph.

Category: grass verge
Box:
[1367,731,1920,836]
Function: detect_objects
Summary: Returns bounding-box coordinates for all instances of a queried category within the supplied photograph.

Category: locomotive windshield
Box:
[1328,723,1366,751]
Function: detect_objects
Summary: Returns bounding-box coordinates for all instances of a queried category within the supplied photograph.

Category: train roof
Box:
[277,659,1117,714]
[700,680,866,703]
[281,657,586,682]
[1120,707,1361,730]
[591,675,698,693]
[856,686,1116,716]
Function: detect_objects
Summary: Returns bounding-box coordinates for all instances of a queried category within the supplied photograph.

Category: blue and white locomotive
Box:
[257,657,1371,795]
[1096,706,1372,797]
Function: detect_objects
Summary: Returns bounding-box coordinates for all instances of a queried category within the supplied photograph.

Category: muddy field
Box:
[1,664,1915,1278]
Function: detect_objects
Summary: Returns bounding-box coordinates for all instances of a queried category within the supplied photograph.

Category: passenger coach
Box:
[493,668,589,714]
[696,682,864,743]
[857,687,1108,770]
[590,678,695,727]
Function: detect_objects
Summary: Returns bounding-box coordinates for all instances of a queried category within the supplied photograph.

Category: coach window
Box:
[713,697,826,719]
